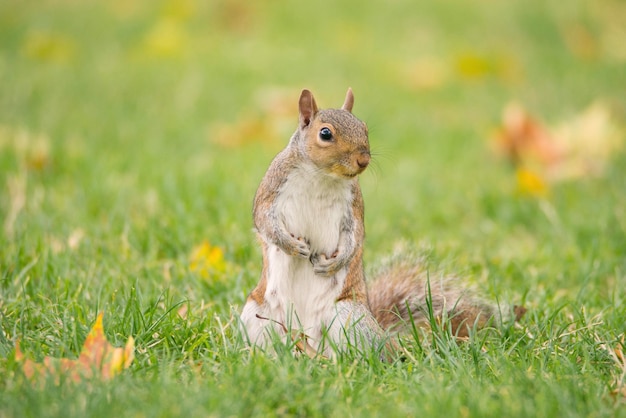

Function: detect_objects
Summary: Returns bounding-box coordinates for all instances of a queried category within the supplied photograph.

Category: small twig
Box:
[255,314,323,359]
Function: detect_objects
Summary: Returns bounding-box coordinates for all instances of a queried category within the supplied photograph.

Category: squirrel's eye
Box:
[319,127,333,141]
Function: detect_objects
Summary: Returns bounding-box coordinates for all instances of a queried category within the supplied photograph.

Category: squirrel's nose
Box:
[357,151,371,169]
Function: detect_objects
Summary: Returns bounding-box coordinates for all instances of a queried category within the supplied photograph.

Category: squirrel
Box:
[240,88,524,358]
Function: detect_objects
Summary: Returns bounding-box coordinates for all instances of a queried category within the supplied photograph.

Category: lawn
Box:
[1,0,625,416]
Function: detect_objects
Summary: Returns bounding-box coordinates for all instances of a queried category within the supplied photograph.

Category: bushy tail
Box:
[367,257,525,337]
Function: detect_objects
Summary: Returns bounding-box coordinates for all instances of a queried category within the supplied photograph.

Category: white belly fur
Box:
[243,164,353,349]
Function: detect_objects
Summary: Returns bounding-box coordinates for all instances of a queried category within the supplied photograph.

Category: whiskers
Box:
[363,146,396,183]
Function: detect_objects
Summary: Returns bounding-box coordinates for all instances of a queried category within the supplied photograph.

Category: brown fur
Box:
[247,89,372,311]
[305,112,370,178]
[368,258,524,337]
[335,182,368,305]
[243,88,522,356]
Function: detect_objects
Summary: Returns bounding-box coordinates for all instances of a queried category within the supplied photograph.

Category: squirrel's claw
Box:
[294,245,311,259]
[285,235,311,259]
[310,253,344,277]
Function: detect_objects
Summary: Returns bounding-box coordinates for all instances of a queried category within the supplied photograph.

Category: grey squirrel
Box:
[240,88,523,358]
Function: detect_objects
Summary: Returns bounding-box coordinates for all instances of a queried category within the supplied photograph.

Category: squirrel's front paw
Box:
[282,234,311,259]
[310,252,345,277]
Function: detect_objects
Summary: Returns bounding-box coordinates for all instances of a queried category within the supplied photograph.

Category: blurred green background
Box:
[1,0,625,416]
[2,0,624,287]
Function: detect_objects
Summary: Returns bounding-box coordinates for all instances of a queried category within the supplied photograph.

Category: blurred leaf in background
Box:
[21,30,76,64]
[189,240,228,281]
[492,100,623,196]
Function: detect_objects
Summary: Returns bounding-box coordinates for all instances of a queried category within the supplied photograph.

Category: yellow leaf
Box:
[141,19,188,58]
[456,53,493,79]
[22,30,75,63]
[516,168,549,197]
[492,101,623,190]
[161,0,196,22]
[16,313,134,384]
[455,52,519,82]
[189,240,227,280]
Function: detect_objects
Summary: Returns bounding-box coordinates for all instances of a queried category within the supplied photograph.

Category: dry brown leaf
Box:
[15,313,134,383]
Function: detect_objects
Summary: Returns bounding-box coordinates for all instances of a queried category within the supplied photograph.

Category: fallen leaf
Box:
[516,167,549,197]
[456,53,493,79]
[189,240,228,280]
[209,87,297,148]
[493,102,564,168]
[492,101,623,191]
[15,313,134,384]
[161,0,196,22]
[551,101,622,180]
[455,52,518,82]
[21,30,75,63]
[140,18,189,58]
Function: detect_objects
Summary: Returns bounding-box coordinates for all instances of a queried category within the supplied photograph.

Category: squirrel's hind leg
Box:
[321,301,389,358]
[240,300,276,349]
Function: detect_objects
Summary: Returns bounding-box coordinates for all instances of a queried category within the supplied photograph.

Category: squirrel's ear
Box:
[299,89,318,128]
[341,88,354,113]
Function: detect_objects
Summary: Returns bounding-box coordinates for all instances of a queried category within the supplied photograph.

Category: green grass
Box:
[1,0,625,416]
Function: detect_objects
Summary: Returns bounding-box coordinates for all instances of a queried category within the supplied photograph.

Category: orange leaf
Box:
[16,313,134,384]
[493,102,563,168]
[492,101,623,189]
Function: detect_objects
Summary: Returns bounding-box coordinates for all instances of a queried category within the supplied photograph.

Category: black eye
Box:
[319,127,333,141]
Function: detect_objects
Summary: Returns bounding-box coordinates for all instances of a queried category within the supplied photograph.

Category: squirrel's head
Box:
[297,88,370,179]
